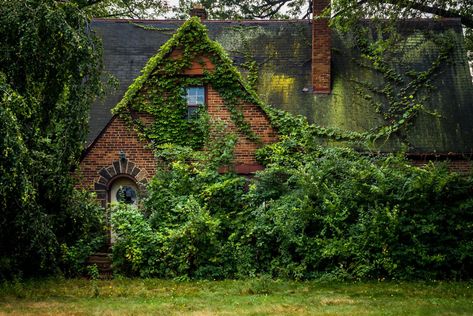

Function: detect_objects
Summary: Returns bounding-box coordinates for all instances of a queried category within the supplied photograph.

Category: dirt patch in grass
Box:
[319,297,357,306]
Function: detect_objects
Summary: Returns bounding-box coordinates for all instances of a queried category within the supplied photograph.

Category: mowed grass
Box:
[0,278,472,315]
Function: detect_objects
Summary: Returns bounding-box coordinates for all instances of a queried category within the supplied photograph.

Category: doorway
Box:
[109,177,138,205]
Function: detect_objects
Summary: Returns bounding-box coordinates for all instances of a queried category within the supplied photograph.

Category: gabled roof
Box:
[112,17,259,117]
[90,18,473,154]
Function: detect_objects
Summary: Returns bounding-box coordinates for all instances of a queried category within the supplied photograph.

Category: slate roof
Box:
[90,18,473,154]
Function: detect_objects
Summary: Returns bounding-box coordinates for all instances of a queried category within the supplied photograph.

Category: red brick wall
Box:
[312,0,331,94]
[169,50,215,75]
[410,157,472,174]
[76,116,156,207]
[207,86,277,173]
[77,85,278,203]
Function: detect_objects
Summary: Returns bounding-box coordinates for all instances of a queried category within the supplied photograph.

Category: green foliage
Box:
[112,130,246,278]
[77,0,169,19]
[0,0,104,278]
[111,106,473,280]
[86,264,100,281]
[349,27,455,146]
[248,144,473,280]
[113,17,262,148]
[172,0,308,19]
[60,237,104,278]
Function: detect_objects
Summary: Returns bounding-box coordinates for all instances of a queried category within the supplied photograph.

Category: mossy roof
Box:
[90,18,473,154]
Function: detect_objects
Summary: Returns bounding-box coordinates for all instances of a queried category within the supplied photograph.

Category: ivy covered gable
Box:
[112,17,276,150]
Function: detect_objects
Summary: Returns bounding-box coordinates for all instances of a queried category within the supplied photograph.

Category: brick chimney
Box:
[312,0,331,94]
[190,3,208,20]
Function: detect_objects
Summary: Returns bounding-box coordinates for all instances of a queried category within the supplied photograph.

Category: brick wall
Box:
[76,116,157,207]
[312,0,331,94]
[207,86,277,173]
[409,157,472,174]
[77,84,277,204]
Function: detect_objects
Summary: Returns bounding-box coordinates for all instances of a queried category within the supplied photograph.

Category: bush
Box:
[111,117,473,281]
[245,146,473,280]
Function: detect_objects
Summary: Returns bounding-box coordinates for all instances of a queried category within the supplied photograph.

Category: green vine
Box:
[114,18,455,153]
[268,26,456,148]
[113,17,263,149]
[129,22,177,34]
[350,28,453,145]
[226,25,260,90]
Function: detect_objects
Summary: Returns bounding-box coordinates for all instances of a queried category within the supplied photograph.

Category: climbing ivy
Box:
[226,25,262,90]
[129,22,176,34]
[114,18,456,153]
[268,25,456,148]
[113,17,263,148]
[350,27,454,146]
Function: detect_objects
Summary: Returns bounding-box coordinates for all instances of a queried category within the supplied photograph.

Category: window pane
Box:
[187,105,199,118]
[185,87,205,105]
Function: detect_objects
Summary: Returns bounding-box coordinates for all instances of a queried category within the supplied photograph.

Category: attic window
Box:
[185,87,205,118]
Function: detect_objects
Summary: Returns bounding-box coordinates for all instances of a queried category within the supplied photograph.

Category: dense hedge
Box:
[111,125,473,280]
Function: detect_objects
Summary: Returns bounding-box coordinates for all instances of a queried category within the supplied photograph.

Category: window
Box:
[116,186,137,204]
[110,178,138,205]
[184,87,205,118]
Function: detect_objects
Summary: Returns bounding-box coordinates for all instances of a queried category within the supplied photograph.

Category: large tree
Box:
[74,0,170,18]
[330,0,473,52]
[0,0,104,278]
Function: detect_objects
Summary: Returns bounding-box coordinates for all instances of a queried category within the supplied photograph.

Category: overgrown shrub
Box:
[245,144,473,280]
[59,190,106,277]
[111,113,473,280]
[112,133,247,278]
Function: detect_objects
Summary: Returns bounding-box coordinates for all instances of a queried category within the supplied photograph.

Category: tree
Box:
[0,0,104,278]
[169,0,471,21]
[74,0,170,18]
[330,1,473,52]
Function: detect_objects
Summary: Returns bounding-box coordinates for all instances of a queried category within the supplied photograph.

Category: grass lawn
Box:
[0,278,472,315]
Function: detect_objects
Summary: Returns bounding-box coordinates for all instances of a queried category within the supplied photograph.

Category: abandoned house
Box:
[77,0,473,207]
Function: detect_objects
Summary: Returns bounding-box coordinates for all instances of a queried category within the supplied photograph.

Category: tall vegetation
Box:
[111,109,473,280]
[109,17,473,281]
[0,0,104,279]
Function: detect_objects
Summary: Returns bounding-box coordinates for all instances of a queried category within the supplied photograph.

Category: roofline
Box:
[360,151,473,160]
[91,17,462,24]
[405,152,473,160]
[80,115,117,163]
[92,18,311,23]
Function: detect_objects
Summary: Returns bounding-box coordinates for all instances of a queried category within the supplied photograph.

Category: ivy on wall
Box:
[350,27,454,147]
[114,18,455,153]
[113,17,264,149]
[276,26,456,148]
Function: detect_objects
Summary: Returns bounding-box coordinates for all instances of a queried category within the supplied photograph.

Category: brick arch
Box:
[93,158,149,207]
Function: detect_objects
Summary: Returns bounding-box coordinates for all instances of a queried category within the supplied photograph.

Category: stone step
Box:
[86,252,113,279]
[88,256,111,263]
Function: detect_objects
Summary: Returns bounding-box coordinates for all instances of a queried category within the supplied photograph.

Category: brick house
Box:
[77,0,473,207]
[78,15,279,207]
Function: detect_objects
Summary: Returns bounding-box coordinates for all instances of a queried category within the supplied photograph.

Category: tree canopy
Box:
[76,0,472,53]
[75,0,170,19]
[0,0,104,278]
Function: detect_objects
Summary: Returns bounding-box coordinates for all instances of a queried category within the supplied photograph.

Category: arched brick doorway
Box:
[93,157,148,208]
